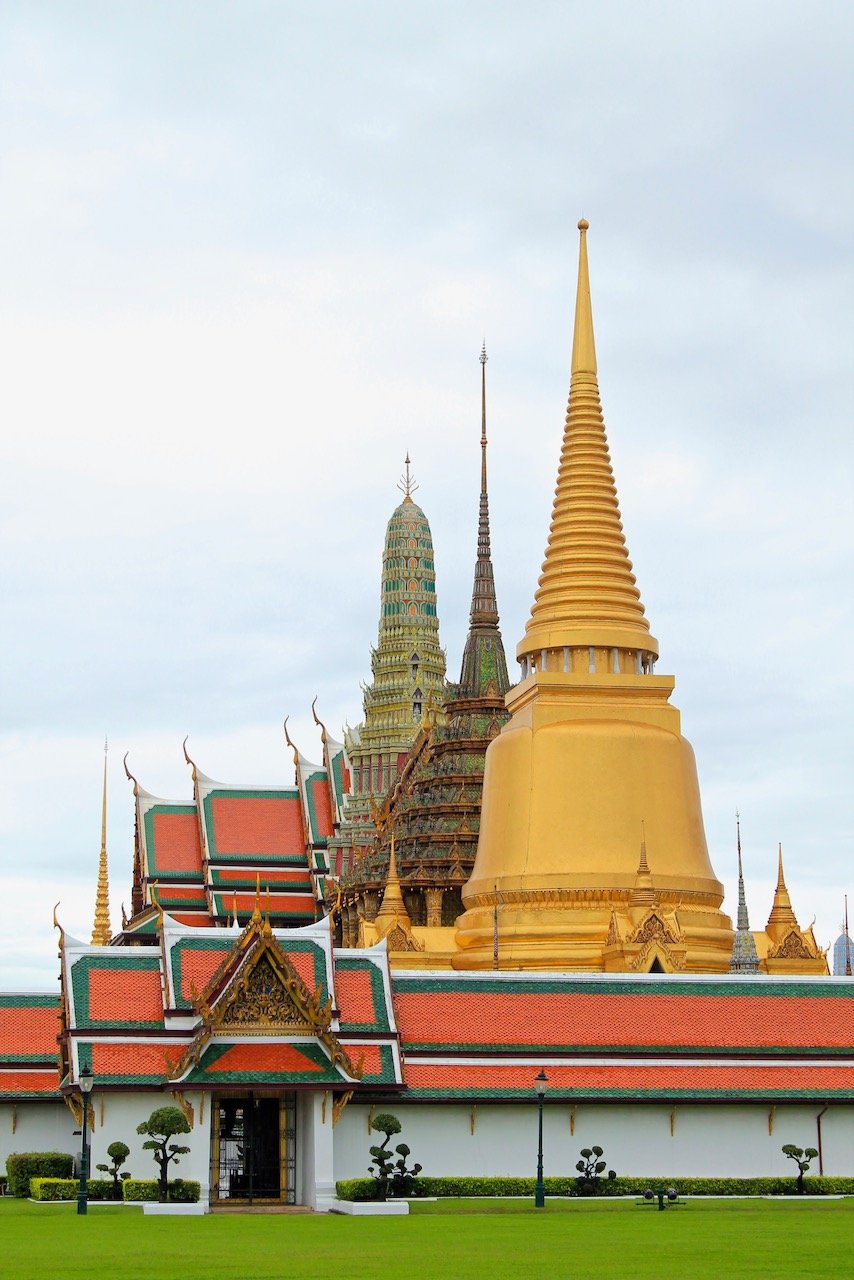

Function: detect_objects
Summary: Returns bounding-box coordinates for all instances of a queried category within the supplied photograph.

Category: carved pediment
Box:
[770,930,812,960]
[628,912,679,946]
[219,954,322,1033]
[384,923,423,953]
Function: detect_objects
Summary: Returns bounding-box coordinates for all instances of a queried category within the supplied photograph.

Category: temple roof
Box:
[392,973,854,1055]
[0,993,63,1101]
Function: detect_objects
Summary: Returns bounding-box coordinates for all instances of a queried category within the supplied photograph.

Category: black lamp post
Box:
[534,1069,549,1208]
[76,1066,94,1216]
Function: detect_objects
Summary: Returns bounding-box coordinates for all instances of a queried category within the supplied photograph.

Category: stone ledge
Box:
[142,1202,207,1216]
[330,1198,409,1215]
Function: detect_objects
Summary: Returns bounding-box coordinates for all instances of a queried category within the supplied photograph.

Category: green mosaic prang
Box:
[143,804,200,881]
[335,957,391,1032]
[70,954,164,1030]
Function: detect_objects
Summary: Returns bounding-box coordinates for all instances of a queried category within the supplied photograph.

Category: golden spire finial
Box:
[766,842,797,934]
[630,822,656,906]
[374,833,412,929]
[519,219,657,665]
[91,739,112,946]
[571,218,596,376]
[252,873,263,924]
[397,454,418,500]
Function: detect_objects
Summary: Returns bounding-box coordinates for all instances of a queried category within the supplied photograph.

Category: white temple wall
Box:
[0,1102,77,1174]
[84,1090,211,1202]
[333,1102,854,1183]
[298,1091,335,1211]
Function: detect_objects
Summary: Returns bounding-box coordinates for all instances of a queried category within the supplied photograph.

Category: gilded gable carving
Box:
[220,955,314,1032]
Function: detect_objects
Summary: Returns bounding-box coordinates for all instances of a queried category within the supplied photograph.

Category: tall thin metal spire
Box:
[397,453,418,499]
[458,345,510,697]
[91,739,112,946]
[729,811,760,973]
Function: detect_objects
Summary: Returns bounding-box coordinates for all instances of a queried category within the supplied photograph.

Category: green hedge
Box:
[30,1178,125,1202]
[123,1178,200,1203]
[6,1153,75,1198]
[335,1174,854,1201]
[30,1178,78,1202]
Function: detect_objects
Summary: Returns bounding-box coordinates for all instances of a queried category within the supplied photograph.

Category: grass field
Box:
[2,1197,851,1280]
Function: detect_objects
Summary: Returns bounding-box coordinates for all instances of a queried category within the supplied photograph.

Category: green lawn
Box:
[1,1197,851,1280]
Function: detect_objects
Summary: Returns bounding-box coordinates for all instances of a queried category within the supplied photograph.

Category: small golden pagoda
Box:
[454,220,736,972]
[756,846,826,974]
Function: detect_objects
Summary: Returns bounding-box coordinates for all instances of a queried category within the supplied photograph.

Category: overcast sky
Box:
[1,1,851,987]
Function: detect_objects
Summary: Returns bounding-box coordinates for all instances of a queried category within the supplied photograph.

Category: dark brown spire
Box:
[458,345,510,698]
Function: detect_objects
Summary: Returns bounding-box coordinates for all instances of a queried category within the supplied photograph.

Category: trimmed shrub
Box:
[30,1178,78,1201]
[29,1177,117,1202]
[6,1153,75,1198]
[123,1178,200,1203]
[335,1174,854,1201]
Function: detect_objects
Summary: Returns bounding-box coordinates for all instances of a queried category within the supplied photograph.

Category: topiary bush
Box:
[782,1144,819,1195]
[367,1113,422,1200]
[575,1145,617,1195]
[95,1141,131,1200]
[6,1153,75,1198]
[136,1106,192,1204]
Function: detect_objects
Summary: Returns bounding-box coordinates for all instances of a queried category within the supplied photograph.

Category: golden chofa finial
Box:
[397,453,418,500]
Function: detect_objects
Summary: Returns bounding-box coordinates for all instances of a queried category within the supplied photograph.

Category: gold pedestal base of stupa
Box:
[453,670,734,972]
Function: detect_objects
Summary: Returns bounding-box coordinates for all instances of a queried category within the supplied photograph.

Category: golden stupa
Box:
[454,220,735,972]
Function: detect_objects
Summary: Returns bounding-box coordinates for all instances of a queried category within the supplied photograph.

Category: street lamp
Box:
[534,1070,549,1208]
[77,1066,94,1216]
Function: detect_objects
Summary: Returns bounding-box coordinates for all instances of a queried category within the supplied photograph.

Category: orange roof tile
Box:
[210,796,304,856]
[394,988,854,1051]
[90,1041,180,1080]
[336,967,378,1026]
[0,1069,61,1096]
[0,1004,59,1057]
[87,966,163,1025]
[177,946,234,1003]
[209,1042,325,1075]
[309,777,334,839]
[212,868,312,887]
[151,811,202,874]
[404,1061,854,1096]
